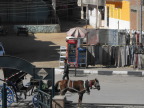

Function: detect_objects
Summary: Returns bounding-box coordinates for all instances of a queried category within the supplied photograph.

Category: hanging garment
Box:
[108,46,112,65]
[122,46,126,67]
[133,54,142,69]
[87,46,91,66]
[117,46,125,67]
[137,54,142,69]
[125,45,130,66]
[99,46,103,64]
[132,33,136,45]
[87,46,95,66]
[118,32,126,45]
[126,34,130,45]
[140,54,144,69]
[95,45,100,64]
[135,33,139,45]
[133,54,138,68]
[102,45,110,65]
[129,45,135,65]
[91,45,96,66]
[114,46,119,67]
[111,46,116,65]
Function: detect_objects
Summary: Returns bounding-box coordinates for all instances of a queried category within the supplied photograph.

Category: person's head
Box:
[64,58,67,63]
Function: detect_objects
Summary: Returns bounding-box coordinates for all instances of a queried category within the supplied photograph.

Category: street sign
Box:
[34,68,55,97]
[37,68,48,79]
[34,68,54,80]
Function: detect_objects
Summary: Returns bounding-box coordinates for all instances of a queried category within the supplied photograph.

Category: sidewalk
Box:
[55,66,144,77]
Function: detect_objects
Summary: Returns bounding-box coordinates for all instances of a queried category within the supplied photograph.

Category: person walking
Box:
[62,58,69,80]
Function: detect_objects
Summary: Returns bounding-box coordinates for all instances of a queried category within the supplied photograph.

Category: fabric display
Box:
[94,45,144,69]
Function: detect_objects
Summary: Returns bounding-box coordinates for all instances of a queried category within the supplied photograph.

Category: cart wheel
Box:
[32,94,39,108]
[32,93,43,108]
[0,85,15,106]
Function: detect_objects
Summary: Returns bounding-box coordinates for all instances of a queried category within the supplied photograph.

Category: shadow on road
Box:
[0,34,60,63]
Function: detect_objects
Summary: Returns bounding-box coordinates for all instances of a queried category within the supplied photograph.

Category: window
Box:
[131,9,137,12]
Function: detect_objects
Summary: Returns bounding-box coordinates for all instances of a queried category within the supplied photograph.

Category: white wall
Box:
[108,18,130,29]
[89,8,102,28]
[88,8,130,30]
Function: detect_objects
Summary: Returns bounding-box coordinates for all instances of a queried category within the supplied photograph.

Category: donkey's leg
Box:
[78,93,83,108]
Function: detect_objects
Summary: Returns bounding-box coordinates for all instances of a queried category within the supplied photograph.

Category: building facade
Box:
[78,0,130,30]
[0,0,52,25]
[106,0,130,29]
[130,0,144,31]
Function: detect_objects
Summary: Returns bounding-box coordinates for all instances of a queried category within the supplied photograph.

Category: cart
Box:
[0,68,34,106]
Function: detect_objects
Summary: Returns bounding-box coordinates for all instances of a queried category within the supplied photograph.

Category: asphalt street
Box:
[0,69,144,108]
[55,74,144,105]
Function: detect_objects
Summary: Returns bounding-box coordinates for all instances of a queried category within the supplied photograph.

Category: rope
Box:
[60,80,87,93]
[69,87,86,93]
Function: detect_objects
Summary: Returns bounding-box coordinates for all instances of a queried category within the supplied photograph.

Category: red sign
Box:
[66,40,77,44]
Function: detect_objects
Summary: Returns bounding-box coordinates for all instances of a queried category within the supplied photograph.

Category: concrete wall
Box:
[12,24,61,33]
[108,18,130,29]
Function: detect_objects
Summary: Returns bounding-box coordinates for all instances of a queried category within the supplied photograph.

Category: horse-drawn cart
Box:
[0,56,55,108]
[0,68,54,107]
[0,68,35,106]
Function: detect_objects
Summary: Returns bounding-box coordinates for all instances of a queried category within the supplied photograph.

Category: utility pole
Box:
[96,0,98,29]
[136,0,138,31]
[52,0,56,13]
[81,0,84,19]
[52,0,56,23]
[86,5,89,29]
[140,0,143,43]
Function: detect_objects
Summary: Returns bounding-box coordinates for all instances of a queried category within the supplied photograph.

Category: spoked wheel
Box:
[32,94,39,108]
[0,85,15,107]
[32,93,43,108]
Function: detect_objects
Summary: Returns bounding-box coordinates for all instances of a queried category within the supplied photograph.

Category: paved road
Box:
[0,69,144,108]
[55,74,144,105]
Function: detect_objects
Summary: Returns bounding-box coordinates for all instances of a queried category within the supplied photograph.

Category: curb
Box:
[84,70,144,77]
[55,68,144,77]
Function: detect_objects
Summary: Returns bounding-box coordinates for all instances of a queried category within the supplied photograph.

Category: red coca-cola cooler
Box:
[66,36,87,68]
[66,37,78,67]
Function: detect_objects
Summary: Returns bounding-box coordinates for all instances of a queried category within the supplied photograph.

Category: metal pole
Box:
[39,80,43,90]
[96,0,98,28]
[86,4,89,29]
[140,0,143,43]
[81,0,84,19]
[2,82,7,108]
[74,64,76,77]
[136,0,139,31]
[52,0,56,13]
[52,68,55,98]
[51,68,55,108]
[52,0,56,23]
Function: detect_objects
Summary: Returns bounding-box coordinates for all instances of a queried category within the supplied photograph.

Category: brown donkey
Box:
[55,79,100,107]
